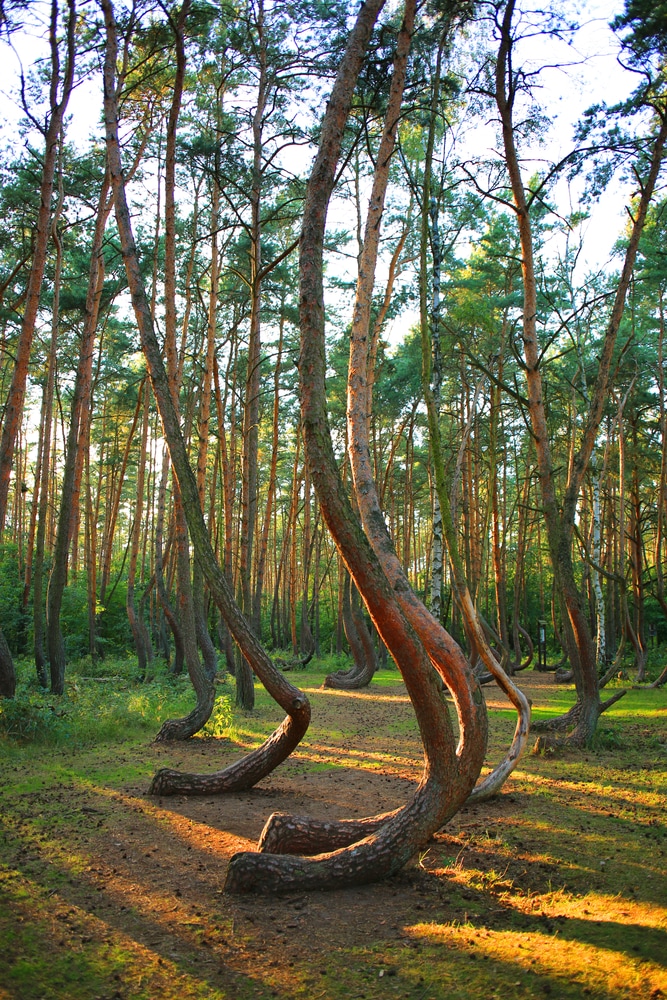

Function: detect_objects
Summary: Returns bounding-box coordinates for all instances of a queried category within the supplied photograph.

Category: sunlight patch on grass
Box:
[303,685,412,703]
[409,919,667,998]
[290,739,421,775]
[0,867,249,999]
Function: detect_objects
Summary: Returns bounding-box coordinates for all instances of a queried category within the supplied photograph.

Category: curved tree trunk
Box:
[102,0,310,789]
[150,0,217,739]
[225,0,489,893]
[341,17,529,803]
[324,570,376,689]
[495,0,665,745]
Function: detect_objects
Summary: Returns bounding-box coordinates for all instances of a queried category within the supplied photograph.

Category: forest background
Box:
[0,0,666,747]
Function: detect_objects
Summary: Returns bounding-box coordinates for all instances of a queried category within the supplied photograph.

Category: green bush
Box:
[0,692,70,743]
[0,663,234,747]
[0,543,28,654]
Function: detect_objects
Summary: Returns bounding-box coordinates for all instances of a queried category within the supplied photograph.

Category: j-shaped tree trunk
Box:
[495,0,666,745]
[324,570,376,689]
[150,0,217,739]
[102,0,310,791]
[341,13,529,803]
[225,0,488,895]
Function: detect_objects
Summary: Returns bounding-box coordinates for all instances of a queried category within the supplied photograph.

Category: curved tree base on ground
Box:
[152,685,216,743]
[513,624,534,671]
[102,0,313,804]
[323,649,376,689]
[531,688,627,749]
[224,0,489,894]
[633,662,667,689]
[324,572,377,689]
[466,662,530,803]
[257,809,397,855]
[224,761,469,894]
[149,697,311,795]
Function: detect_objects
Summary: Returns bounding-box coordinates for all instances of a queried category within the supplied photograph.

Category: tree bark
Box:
[0,0,75,698]
[35,140,64,688]
[324,570,376,689]
[494,0,663,744]
[226,0,488,893]
[102,0,310,792]
[46,173,112,690]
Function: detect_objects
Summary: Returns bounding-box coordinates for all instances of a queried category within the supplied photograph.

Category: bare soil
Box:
[2,670,666,1000]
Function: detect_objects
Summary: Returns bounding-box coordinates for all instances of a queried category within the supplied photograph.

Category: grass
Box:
[0,657,234,748]
[1,656,666,1000]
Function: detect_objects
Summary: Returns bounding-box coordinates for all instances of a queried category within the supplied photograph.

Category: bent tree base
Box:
[224,766,464,894]
[223,0,487,895]
[531,688,627,750]
[149,697,311,795]
[152,685,216,744]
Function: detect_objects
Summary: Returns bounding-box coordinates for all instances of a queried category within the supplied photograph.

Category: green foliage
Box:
[201,694,234,737]
[0,660,232,748]
[0,544,27,654]
[0,689,70,744]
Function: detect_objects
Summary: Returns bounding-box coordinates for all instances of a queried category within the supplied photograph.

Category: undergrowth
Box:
[0,657,233,747]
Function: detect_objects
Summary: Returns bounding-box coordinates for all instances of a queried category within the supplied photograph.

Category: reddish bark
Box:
[102,0,310,792]
[225,0,487,894]
[494,0,664,744]
[0,0,76,698]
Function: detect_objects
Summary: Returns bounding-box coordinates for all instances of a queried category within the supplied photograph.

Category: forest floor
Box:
[1,665,666,1000]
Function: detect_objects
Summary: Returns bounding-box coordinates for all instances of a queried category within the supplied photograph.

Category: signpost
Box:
[537,619,547,671]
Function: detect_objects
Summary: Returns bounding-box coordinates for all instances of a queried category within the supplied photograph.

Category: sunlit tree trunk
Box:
[237,0,268,710]
[227,0,488,893]
[103,0,310,793]
[0,0,75,697]
[126,379,153,673]
[35,142,64,688]
[47,172,112,690]
[495,0,665,744]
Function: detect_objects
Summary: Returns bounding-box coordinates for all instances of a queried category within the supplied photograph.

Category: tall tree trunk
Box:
[193,171,221,682]
[35,141,64,689]
[237,0,268,710]
[47,173,112,691]
[126,379,152,673]
[494,0,664,744]
[154,0,217,738]
[102,0,310,791]
[253,307,285,636]
[0,0,75,698]
[227,0,488,894]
